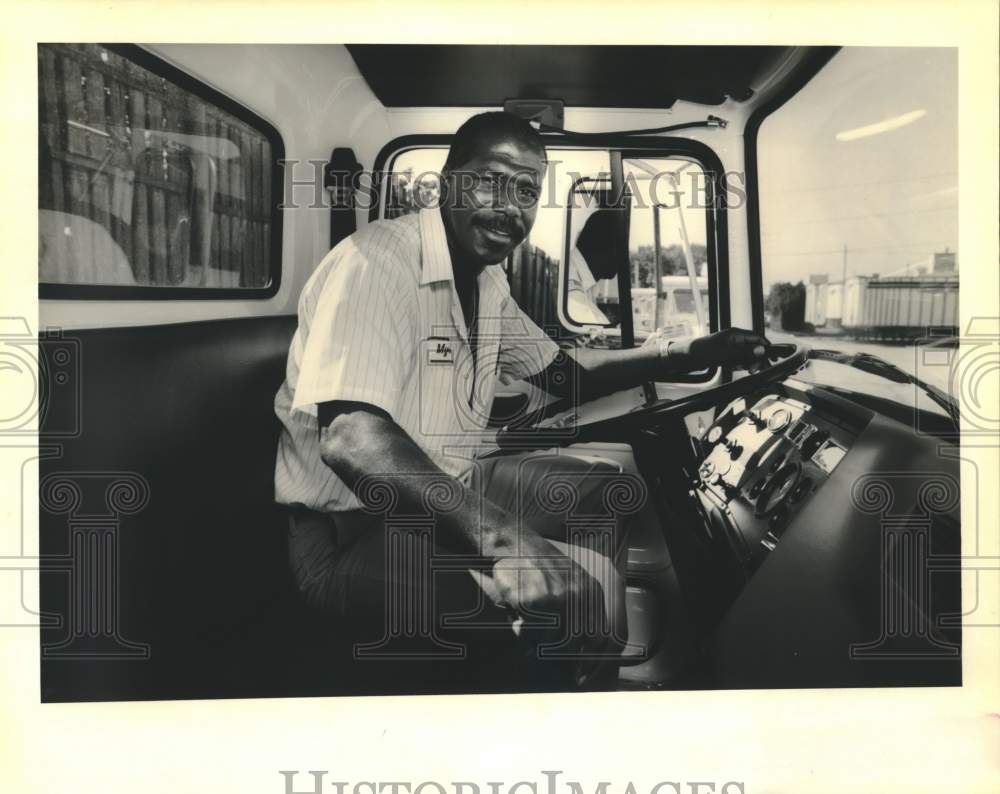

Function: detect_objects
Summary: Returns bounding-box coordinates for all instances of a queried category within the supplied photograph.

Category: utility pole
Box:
[840,243,848,324]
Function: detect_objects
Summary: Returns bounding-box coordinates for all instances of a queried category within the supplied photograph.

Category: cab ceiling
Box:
[345,45,789,108]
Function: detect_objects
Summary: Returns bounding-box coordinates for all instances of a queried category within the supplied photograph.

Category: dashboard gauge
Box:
[707,426,723,444]
[767,408,792,432]
[812,439,847,473]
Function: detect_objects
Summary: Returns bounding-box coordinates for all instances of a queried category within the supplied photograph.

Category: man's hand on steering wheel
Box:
[663,327,770,374]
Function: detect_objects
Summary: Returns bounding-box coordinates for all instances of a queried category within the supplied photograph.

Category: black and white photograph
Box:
[33,40,970,700]
[2,2,998,792]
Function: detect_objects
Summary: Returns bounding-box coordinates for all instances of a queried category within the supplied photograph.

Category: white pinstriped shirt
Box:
[274,208,560,513]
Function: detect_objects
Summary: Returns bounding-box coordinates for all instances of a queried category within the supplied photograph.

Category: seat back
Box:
[39,315,307,701]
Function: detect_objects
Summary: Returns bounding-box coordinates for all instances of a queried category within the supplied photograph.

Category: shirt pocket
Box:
[417,335,464,437]
[417,335,502,440]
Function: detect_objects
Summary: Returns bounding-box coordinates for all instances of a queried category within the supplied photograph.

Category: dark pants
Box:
[286,450,639,693]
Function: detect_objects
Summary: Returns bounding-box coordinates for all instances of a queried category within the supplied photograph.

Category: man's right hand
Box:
[668,327,769,371]
[489,533,605,651]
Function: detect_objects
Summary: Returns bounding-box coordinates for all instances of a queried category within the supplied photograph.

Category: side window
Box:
[563,155,716,347]
[624,157,712,341]
[38,44,283,297]
[382,148,717,348]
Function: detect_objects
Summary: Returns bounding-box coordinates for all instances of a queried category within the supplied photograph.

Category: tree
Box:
[630,243,706,287]
[765,281,806,331]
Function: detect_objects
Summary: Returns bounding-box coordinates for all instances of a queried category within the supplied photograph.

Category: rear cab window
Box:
[38,43,284,299]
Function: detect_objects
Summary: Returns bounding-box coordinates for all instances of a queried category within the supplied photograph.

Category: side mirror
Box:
[562,183,630,330]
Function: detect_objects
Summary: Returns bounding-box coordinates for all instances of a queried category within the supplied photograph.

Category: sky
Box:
[757,47,958,291]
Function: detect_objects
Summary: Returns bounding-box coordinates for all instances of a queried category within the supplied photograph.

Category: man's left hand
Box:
[663,327,770,372]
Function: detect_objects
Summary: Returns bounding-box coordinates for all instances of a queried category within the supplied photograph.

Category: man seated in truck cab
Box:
[273,111,768,691]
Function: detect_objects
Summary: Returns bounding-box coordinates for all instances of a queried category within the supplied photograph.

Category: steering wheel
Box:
[496,342,809,451]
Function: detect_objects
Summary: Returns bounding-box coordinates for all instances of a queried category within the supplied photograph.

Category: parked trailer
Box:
[842,275,959,341]
[632,276,710,337]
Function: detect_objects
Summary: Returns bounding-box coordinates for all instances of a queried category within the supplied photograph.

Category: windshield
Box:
[758,47,958,416]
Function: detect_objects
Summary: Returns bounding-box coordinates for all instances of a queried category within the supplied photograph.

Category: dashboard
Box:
[498,366,962,687]
[692,382,871,573]
[703,377,962,688]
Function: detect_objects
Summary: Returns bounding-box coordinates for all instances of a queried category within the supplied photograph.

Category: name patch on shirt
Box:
[426,338,455,365]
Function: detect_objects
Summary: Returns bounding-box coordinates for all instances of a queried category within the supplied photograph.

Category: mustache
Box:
[474,214,524,238]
